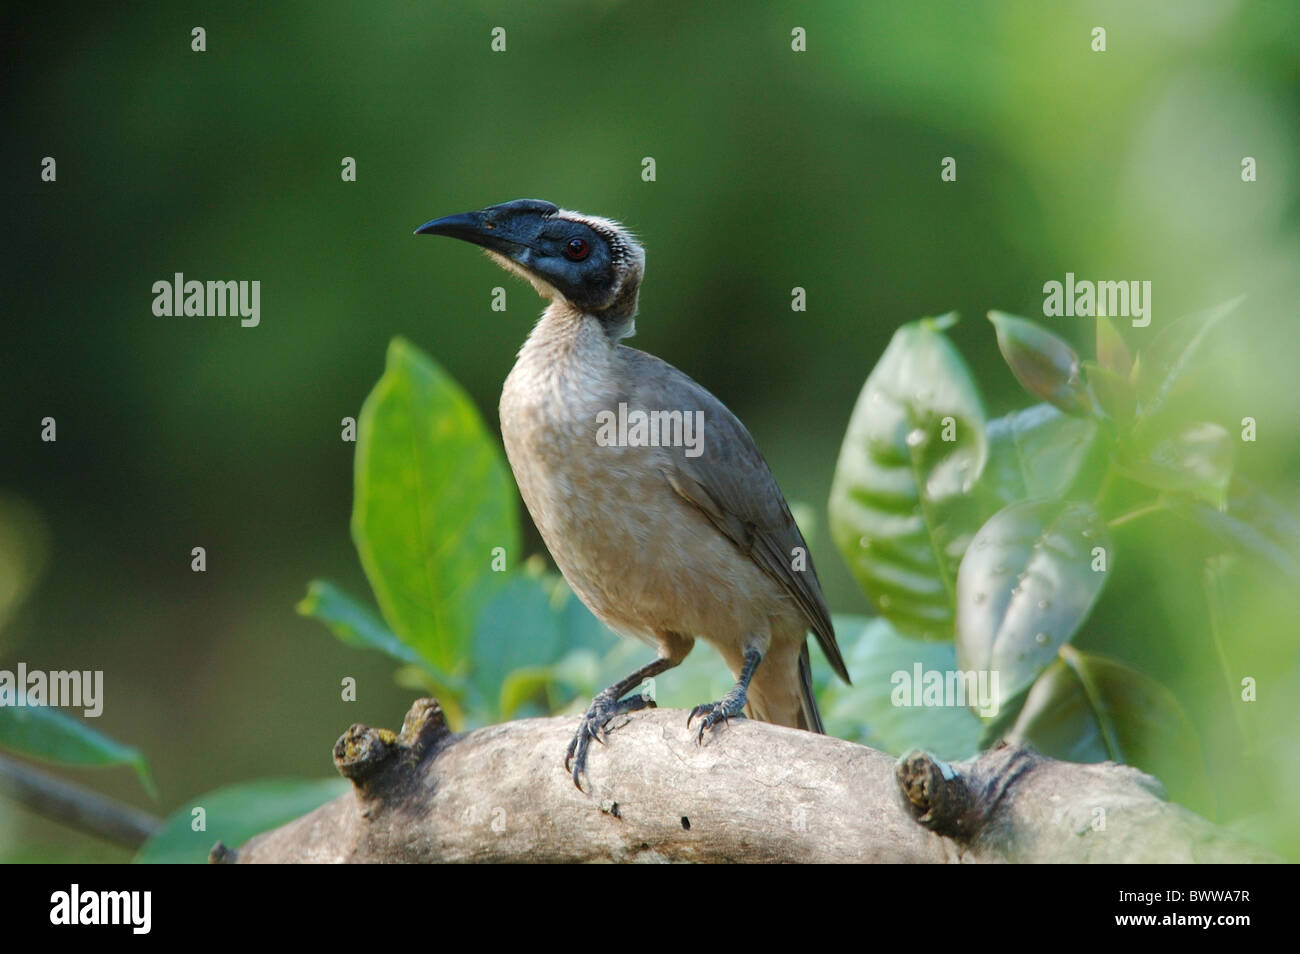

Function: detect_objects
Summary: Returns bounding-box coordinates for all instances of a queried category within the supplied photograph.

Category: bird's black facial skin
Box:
[416,199,619,314]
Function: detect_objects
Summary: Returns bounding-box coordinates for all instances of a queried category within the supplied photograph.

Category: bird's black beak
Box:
[414,210,492,241]
[414,199,559,259]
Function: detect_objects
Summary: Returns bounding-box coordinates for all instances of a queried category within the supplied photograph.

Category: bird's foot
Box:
[686,687,747,744]
[565,688,655,790]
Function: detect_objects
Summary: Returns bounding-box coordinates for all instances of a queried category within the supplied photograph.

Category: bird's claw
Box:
[565,691,655,791]
[687,698,744,744]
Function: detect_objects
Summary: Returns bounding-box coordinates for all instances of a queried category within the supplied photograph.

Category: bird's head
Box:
[416,199,645,332]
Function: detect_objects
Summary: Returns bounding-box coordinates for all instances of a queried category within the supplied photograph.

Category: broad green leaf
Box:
[135,778,348,863]
[555,584,619,654]
[981,403,1099,507]
[955,500,1110,715]
[0,704,155,798]
[296,579,433,672]
[499,666,555,719]
[988,311,1090,416]
[1095,316,1133,379]
[829,314,988,639]
[819,616,983,760]
[352,338,519,674]
[1169,478,1300,582]
[470,572,562,716]
[1119,420,1233,502]
[1009,648,1209,811]
[1136,297,1243,421]
[458,573,627,723]
[481,570,627,720]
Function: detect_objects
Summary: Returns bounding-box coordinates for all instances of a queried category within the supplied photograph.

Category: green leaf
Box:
[981,403,1099,507]
[1095,317,1133,379]
[352,338,520,674]
[988,311,1090,416]
[499,666,554,719]
[1136,297,1243,421]
[819,616,983,761]
[955,500,1111,715]
[0,704,155,798]
[1169,478,1300,582]
[1084,360,1135,422]
[475,569,630,721]
[829,314,988,639]
[1008,648,1209,811]
[135,778,348,863]
[555,584,619,654]
[296,579,434,672]
[1119,420,1233,502]
[470,573,562,717]
[445,572,628,723]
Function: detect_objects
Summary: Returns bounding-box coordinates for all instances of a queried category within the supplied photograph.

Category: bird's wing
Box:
[621,347,850,684]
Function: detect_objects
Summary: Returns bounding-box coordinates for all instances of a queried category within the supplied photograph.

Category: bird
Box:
[415,199,850,788]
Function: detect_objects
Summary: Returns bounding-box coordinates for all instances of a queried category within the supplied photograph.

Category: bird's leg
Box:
[687,647,762,743]
[566,656,676,790]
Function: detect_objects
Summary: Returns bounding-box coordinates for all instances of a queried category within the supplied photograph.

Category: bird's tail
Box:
[796,642,825,734]
[741,641,825,732]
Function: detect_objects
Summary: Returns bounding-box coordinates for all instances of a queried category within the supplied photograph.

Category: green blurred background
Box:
[3,0,1298,860]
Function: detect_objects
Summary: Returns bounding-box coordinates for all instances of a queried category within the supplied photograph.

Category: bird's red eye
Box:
[563,237,589,261]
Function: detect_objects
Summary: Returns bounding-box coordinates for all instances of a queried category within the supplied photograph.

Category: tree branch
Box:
[220,698,1276,863]
[0,753,162,850]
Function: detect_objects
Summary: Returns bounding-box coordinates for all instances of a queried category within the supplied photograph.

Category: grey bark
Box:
[218,698,1277,864]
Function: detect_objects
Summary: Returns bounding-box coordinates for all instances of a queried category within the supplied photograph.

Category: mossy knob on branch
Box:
[332,697,448,782]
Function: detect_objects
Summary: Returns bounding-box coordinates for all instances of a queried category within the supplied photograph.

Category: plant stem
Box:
[0,754,162,850]
[1108,500,1165,529]
[1092,465,1117,508]
[1203,558,1254,753]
